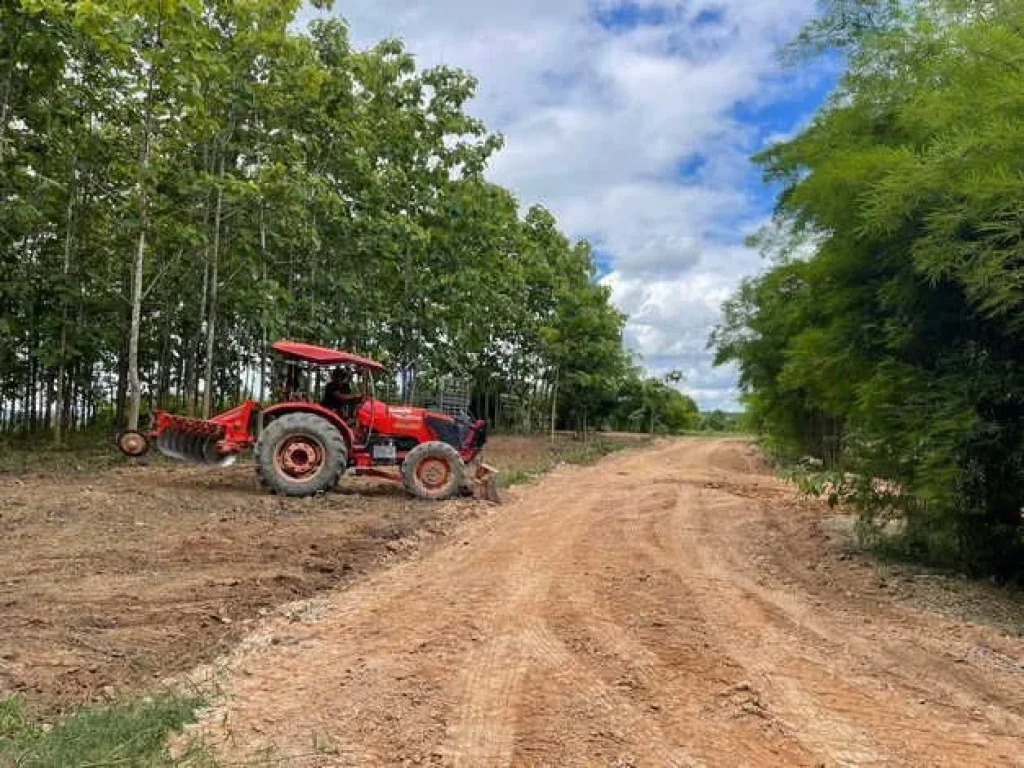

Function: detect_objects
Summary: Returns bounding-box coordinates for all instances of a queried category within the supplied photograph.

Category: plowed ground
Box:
[0,436,580,713]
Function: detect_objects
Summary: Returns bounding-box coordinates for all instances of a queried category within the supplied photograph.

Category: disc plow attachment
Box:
[116,401,259,467]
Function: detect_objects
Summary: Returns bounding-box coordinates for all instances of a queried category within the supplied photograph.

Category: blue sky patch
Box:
[593,1,675,31]
[329,0,830,410]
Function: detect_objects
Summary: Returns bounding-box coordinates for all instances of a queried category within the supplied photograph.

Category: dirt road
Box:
[193,439,1024,767]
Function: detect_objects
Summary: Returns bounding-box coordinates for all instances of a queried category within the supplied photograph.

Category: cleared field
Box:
[0,434,627,714]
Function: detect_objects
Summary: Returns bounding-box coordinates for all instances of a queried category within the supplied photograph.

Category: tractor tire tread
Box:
[255,413,346,497]
[402,441,465,501]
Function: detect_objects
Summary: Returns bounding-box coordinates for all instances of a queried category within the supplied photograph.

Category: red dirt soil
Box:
[187,438,1024,767]
[0,436,562,714]
[3,437,1023,767]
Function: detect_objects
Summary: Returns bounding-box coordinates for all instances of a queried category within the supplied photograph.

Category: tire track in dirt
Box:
[188,439,1024,767]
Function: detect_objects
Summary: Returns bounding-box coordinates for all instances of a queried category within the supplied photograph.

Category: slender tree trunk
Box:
[66,370,76,433]
[115,342,128,424]
[259,204,268,424]
[186,255,209,417]
[127,63,159,431]
[550,367,559,443]
[186,148,212,416]
[28,353,37,432]
[127,226,147,430]
[202,152,225,419]
[54,155,76,443]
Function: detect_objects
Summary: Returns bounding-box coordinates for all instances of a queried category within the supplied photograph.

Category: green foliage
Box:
[714,0,1024,581]
[0,0,635,440]
[694,410,745,434]
[584,369,700,435]
[0,693,207,767]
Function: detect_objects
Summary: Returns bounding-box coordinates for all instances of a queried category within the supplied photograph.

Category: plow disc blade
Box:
[156,432,184,460]
[202,437,239,467]
[156,429,235,466]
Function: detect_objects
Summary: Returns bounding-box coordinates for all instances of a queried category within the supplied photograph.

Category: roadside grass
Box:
[0,441,116,476]
[0,428,165,476]
[0,692,210,768]
[490,434,649,488]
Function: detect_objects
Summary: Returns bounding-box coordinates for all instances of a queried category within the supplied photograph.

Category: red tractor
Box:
[116,341,497,501]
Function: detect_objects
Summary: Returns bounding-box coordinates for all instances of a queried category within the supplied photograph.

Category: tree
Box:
[0,0,640,447]
[713,0,1024,580]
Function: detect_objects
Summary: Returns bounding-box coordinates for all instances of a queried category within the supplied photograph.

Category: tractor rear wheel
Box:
[255,413,347,497]
[402,441,465,501]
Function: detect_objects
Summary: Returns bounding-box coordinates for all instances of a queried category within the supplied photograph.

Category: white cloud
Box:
[314,0,825,409]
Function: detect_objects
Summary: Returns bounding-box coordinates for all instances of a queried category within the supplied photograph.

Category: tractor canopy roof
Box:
[271,340,386,373]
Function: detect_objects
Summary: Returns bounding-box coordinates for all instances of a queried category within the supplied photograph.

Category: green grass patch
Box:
[497,435,646,488]
[0,431,181,477]
[0,692,209,768]
[0,430,126,476]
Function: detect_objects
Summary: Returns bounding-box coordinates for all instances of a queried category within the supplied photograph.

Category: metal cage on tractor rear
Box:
[418,376,472,419]
[116,340,499,501]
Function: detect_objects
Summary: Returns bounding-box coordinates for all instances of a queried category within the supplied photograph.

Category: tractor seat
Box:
[323,393,363,422]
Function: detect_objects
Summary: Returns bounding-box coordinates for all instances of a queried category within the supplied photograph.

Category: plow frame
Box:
[148,400,260,464]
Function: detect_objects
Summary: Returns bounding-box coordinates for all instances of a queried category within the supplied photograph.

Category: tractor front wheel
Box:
[402,441,465,501]
[255,413,347,497]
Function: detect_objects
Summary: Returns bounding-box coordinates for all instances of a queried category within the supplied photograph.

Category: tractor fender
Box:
[261,402,357,449]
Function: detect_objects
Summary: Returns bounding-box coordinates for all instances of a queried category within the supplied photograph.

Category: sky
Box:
[309,0,837,410]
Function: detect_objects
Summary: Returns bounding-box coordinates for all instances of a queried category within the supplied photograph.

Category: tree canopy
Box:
[713,0,1024,580]
[0,0,698,441]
